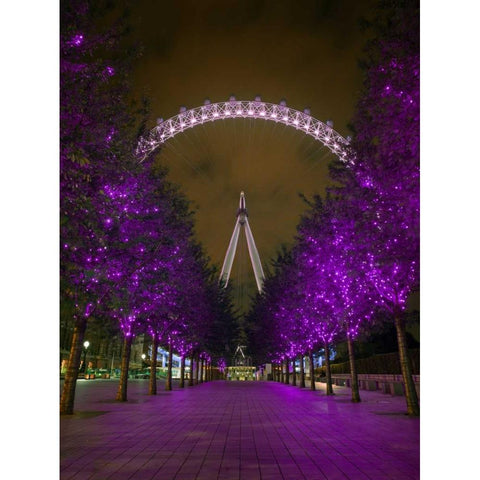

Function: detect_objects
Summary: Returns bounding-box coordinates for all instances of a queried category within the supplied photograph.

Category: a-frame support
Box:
[219,192,265,293]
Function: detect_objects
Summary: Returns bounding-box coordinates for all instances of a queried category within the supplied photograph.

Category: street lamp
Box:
[83,341,90,374]
[141,353,146,370]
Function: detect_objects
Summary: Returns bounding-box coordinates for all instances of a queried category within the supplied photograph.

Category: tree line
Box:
[60,0,420,417]
[247,0,420,416]
[60,0,237,414]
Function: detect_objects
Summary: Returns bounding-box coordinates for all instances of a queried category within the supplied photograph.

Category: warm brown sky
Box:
[130,0,375,312]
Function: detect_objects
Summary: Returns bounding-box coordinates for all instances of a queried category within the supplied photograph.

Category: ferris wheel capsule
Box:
[254,95,262,102]
[279,99,287,106]
[179,106,187,113]
[204,98,211,105]
[303,108,311,115]
[156,118,164,125]
[229,95,236,102]
[327,120,334,127]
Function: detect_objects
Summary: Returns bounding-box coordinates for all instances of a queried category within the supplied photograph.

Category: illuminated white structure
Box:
[219,192,265,293]
[136,97,351,163]
[135,97,352,293]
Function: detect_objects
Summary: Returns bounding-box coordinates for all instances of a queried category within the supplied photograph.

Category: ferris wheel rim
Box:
[136,98,352,163]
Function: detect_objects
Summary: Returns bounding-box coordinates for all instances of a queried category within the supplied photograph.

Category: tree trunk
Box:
[324,342,333,395]
[188,355,194,386]
[165,338,173,391]
[285,359,290,384]
[199,357,204,383]
[116,335,133,401]
[292,357,297,386]
[179,355,185,388]
[148,333,159,395]
[195,354,200,385]
[347,336,361,402]
[280,362,284,383]
[309,350,315,391]
[395,315,420,416]
[60,317,87,414]
[299,355,305,388]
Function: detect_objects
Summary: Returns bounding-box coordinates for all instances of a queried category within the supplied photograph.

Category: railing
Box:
[319,373,420,397]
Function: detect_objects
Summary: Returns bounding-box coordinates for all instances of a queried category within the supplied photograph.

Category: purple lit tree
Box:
[249,247,323,390]
[141,223,195,393]
[256,194,375,400]
[248,251,293,379]
[142,202,225,393]
[217,358,227,379]
[329,0,420,415]
[175,338,193,388]
[97,168,166,402]
[97,163,211,400]
[60,0,145,414]
[204,282,238,371]
[301,284,340,395]
[292,197,341,395]
[299,197,381,401]
[178,275,218,387]
[60,0,236,413]
[147,306,183,395]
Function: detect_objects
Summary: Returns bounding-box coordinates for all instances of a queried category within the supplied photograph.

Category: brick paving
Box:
[60,379,419,479]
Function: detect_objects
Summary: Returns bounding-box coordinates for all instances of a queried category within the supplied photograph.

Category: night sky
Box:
[128,0,376,312]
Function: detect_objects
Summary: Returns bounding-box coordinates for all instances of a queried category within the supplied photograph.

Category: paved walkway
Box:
[60,379,419,479]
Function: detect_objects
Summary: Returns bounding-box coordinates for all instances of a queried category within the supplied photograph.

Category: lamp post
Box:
[141,353,146,370]
[83,341,90,374]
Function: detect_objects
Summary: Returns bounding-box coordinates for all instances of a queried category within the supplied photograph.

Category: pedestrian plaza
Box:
[60,379,419,479]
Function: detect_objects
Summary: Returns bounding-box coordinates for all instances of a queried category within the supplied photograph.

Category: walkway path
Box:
[60,379,419,479]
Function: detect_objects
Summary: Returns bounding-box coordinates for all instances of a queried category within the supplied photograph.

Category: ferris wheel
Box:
[137,96,351,163]
[137,96,352,306]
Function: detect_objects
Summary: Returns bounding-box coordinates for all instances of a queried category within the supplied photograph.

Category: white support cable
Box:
[244,218,265,293]
[136,99,352,164]
[219,192,265,293]
[219,218,241,288]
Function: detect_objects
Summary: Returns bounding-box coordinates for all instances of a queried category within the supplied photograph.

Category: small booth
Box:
[227,345,256,381]
[227,366,256,381]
